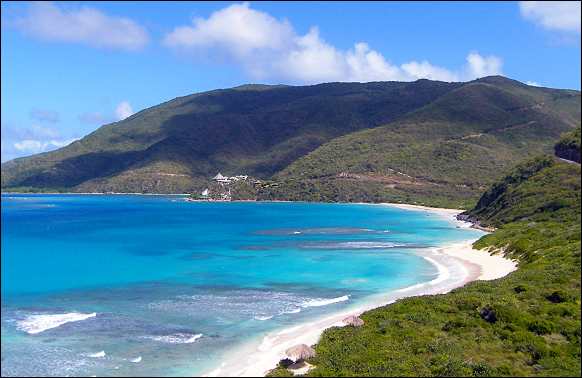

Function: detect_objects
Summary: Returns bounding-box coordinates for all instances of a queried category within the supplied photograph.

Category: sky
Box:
[1,1,580,162]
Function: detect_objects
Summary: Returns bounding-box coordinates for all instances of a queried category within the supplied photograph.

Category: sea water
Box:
[1,194,484,376]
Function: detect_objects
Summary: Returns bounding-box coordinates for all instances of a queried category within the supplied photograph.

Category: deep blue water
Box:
[1,194,483,376]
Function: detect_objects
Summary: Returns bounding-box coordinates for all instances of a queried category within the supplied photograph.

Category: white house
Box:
[212,172,231,184]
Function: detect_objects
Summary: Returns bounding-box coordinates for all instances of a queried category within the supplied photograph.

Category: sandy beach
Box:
[203,204,517,377]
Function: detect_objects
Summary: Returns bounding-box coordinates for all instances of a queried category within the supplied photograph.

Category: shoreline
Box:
[202,213,517,377]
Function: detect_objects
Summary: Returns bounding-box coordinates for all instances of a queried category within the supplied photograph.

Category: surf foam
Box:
[17,312,97,334]
[143,333,203,344]
[86,351,106,358]
[300,295,349,308]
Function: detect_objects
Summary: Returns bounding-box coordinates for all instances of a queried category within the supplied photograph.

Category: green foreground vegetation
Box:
[268,153,581,377]
[555,126,581,163]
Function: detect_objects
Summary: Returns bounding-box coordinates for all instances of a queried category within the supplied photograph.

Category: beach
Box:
[204,203,517,377]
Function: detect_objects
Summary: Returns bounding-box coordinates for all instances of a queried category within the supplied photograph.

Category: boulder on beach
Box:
[342,315,364,327]
[285,344,316,362]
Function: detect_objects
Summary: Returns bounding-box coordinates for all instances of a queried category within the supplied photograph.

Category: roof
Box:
[213,173,226,180]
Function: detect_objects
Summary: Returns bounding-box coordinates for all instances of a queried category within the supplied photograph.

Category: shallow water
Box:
[1,195,483,376]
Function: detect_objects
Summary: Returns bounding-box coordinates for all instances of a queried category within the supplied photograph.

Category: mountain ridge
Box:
[2,76,580,208]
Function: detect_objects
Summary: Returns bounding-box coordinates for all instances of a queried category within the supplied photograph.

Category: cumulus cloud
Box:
[526,80,541,87]
[0,122,78,162]
[164,2,294,54]
[29,108,60,123]
[115,101,134,121]
[163,2,501,84]
[13,138,78,154]
[519,1,581,33]
[464,52,503,79]
[13,1,149,50]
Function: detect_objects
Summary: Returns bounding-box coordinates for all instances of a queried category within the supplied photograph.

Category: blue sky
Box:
[1,1,580,162]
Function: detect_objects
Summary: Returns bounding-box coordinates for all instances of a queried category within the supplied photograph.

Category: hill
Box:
[1,80,459,193]
[268,152,581,377]
[2,76,580,209]
[271,77,580,207]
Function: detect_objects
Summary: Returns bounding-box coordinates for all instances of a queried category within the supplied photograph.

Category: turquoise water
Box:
[1,194,483,376]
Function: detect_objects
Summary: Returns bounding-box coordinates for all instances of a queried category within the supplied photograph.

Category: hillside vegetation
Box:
[1,80,458,192]
[2,77,580,208]
[274,77,580,207]
[268,153,581,377]
[555,126,581,163]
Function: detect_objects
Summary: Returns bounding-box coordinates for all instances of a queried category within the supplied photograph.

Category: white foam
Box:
[394,254,454,294]
[143,333,202,344]
[17,312,97,334]
[130,356,142,363]
[254,315,273,321]
[280,308,301,315]
[304,241,404,249]
[300,295,349,308]
[86,351,106,358]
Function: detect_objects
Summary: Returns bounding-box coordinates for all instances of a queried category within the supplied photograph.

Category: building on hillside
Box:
[212,172,231,184]
[212,173,248,184]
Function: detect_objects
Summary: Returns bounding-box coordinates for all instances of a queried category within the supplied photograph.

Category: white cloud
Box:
[465,52,503,79]
[1,122,79,162]
[526,80,541,87]
[164,2,293,55]
[14,1,149,50]
[115,101,134,121]
[401,60,460,82]
[13,138,78,154]
[519,1,581,33]
[164,2,502,84]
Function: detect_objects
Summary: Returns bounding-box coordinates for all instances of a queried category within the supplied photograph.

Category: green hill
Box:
[273,77,580,207]
[2,77,580,208]
[1,80,459,193]
[268,152,581,377]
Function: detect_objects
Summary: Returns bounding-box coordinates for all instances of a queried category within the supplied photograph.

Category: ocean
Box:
[1,194,484,376]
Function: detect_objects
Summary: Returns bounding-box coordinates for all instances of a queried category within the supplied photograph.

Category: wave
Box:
[254,315,273,321]
[280,307,301,315]
[17,312,97,334]
[300,295,349,308]
[130,356,142,363]
[142,333,203,344]
[394,254,452,294]
[299,241,405,250]
[256,227,388,236]
[85,351,106,358]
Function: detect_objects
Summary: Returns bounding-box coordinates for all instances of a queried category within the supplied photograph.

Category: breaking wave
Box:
[16,312,97,334]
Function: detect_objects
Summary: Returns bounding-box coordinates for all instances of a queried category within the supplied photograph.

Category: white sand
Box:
[380,202,464,216]
[201,204,518,377]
